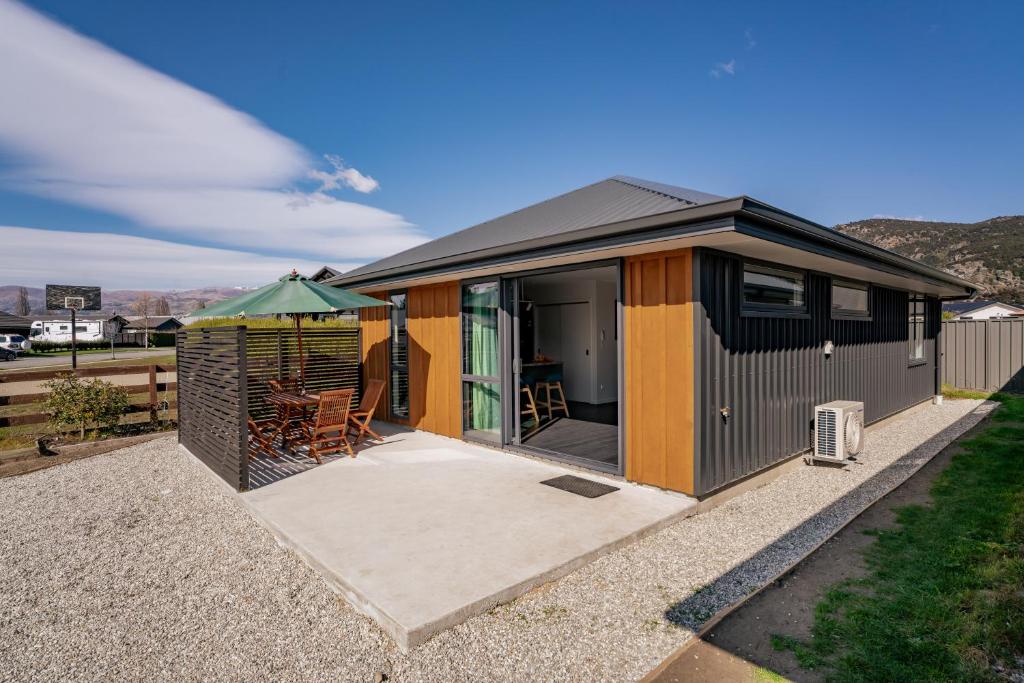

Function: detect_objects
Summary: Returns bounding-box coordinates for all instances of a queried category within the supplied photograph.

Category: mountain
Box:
[834,216,1024,304]
[0,285,252,317]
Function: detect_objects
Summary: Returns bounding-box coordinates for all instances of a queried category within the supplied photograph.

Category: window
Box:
[831,279,871,318]
[908,296,926,362]
[742,262,806,313]
[75,326,88,333]
[389,292,409,418]
[461,281,501,443]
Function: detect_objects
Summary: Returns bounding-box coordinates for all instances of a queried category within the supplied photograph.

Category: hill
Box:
[0,285,251,317]
[834,216,1024,304]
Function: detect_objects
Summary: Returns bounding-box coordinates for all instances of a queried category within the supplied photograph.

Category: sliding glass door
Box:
[461,281,501,442]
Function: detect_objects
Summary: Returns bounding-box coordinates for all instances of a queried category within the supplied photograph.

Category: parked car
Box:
[0,347,16,361]
[0,334,31,356]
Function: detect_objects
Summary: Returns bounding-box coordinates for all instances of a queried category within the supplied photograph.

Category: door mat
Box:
[540,474,619,498]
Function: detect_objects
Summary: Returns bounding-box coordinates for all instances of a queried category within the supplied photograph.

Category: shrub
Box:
[185,316,358,330]
[41,374,130,439]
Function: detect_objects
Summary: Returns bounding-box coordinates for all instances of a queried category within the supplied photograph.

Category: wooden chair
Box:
[347,379,385,444]
[268,377,307,426]
[247,416,279,460]
[299,388,355,463]
[536,380,570,420]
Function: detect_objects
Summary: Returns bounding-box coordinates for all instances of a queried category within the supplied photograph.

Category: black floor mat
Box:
[540,474,619,498]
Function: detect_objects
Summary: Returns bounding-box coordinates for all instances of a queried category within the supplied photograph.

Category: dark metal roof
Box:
[332,176,726,284]
[328,175,977,298]
[943,299,1022,314]
[0,310,33,332]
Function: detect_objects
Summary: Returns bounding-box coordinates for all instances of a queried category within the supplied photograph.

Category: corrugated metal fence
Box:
[941,318,1024,392]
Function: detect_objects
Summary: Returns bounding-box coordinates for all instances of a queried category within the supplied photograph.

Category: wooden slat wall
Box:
[624,248,696,495]
[176,327,248,491]
[359,291,392,419]
[407,282,462,438]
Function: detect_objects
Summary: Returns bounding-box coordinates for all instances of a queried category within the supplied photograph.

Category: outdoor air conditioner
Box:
[813,400,865,463]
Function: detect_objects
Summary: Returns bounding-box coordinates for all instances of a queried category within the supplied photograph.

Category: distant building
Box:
[0,310,33,335]
[310,266,341,283]
[942,299,1024,320]
[123,315,184,332]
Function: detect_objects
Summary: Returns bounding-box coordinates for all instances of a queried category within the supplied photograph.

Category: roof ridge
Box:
[609,175,699,206]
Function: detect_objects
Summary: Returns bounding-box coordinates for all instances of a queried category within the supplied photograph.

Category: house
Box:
[0,310,33,335]
[942,299,1024,320]
[310,265,341,283]
[123,315,184,332]
[329,176,976,498]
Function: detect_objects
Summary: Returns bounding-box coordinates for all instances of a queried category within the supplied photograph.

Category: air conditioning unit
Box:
[813,400,865,463]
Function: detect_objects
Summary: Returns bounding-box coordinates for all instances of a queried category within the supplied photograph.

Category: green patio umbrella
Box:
[192,270,388,388]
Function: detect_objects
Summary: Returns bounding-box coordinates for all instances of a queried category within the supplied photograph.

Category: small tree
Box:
[15,286,31,316]
[154,296,171,316]
[42,374,130,439]
[132,293,153,347]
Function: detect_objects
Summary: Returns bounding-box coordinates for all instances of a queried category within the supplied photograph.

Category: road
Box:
[1,349,173,370]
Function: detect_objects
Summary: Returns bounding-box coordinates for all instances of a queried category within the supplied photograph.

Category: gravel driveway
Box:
[0,399,990,682]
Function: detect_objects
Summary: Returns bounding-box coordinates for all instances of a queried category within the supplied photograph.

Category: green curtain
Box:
[468,285,500,432]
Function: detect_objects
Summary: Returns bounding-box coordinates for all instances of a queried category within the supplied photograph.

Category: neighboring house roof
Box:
[943,300,1024,316]
[327,175,976,298]
[123,316,183,330]
[31,314,128,324]
[0,310,33,332]
[310,266,341,282]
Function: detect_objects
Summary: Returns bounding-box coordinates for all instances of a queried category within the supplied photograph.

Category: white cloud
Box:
[309,155,380,194]
[710,59,736,78]
[871,214,927,221]
[0,0,425,259]
[0,225,358,290]
[744,28,757,49]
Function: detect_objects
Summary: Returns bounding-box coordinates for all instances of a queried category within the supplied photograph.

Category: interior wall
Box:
[624,248,696,495]
[522,273,618,405]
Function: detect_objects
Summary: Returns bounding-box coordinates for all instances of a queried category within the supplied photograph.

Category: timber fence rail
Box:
[941,318,1024,393]
[0,362,177,428]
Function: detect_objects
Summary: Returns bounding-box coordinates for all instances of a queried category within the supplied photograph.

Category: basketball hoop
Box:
[64,296,85,311]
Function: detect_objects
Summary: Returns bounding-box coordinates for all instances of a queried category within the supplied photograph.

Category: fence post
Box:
[276,329,283,380]
[148,364,158,425]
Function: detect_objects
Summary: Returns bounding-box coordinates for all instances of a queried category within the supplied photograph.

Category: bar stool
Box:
[536,380,569,420]
[520,384,541,431]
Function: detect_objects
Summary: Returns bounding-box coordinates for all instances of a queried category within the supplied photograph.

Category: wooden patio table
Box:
[265,391,320,450]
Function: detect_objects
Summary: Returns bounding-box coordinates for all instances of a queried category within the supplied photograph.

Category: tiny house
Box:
[329,176,976,498]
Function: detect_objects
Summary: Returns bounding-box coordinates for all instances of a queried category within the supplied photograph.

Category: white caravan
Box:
[30,319,106,343]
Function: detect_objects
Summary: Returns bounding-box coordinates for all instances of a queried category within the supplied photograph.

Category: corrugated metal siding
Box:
[941,318,1024,392]
[695,249,938,496]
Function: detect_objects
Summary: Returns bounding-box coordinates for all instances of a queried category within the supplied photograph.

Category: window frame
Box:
[908,294,927,366]
[830,278,872,320]
[739,259,809,318]
[388,290,410,420]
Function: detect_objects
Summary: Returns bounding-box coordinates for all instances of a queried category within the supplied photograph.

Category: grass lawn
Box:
[773,394,1024,681]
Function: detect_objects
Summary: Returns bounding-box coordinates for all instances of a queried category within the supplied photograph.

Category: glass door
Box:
[461,281,501,443]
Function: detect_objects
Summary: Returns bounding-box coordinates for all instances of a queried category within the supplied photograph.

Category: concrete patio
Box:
[239,424,696,650]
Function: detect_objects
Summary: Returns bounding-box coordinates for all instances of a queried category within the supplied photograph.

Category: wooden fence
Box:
[176,327,248,491]
[941,318,1024,393]
[0,363,177,429]
[176,326,362,491]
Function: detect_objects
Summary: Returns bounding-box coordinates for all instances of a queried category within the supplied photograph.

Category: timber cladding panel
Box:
[407,282,462,438]
[624,248,696,495]
[359,291,391,419]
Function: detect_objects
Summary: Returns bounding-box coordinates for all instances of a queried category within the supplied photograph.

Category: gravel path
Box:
[0,399,991,682]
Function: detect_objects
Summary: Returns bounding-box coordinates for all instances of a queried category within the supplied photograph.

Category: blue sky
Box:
[1,0,1022,289]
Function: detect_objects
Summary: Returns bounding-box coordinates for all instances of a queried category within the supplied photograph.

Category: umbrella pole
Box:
[294,313,306,391]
